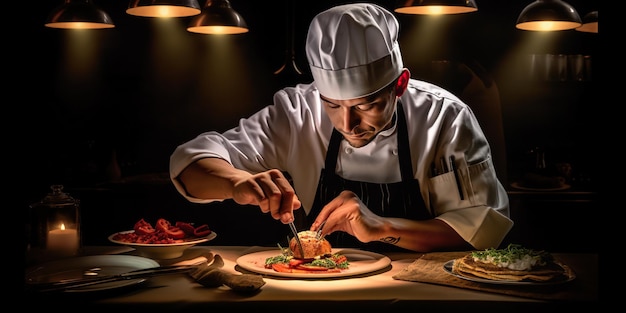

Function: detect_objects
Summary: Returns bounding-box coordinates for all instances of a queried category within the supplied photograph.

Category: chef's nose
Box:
[340,107,359,133]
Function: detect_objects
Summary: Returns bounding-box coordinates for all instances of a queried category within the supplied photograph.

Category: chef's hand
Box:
[232,169,302,224]
[310,190,384,243]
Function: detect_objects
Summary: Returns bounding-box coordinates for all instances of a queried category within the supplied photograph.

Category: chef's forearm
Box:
[178,157,248,200]
[378,218,471,252]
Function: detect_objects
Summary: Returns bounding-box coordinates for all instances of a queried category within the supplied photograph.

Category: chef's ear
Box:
[395,69,410,97]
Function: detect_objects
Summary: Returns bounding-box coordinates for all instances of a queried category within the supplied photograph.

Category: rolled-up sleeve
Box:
[169,132,234,203]
[430,156,513,249]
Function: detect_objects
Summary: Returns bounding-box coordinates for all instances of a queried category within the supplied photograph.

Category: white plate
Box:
[236,248,391,278]
[442,260,576,285]
[510,182,571,191]
[108,230,217,259]
[25,255,159,293]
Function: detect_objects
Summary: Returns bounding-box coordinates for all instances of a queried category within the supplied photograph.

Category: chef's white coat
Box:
[170,79,513,250]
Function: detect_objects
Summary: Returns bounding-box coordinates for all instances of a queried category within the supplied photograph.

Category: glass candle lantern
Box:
[29,185,81,258]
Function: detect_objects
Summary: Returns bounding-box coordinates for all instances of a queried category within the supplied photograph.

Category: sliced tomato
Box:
[134,218,156,235]
[288,267,338,274]
[289,258,306,267]
[295,264,330,271]
[271,263,293,273]
[155,218,171,231]
[193,224,212,237]
[166,226,186,239]
[176,221,196,236]
[155,218,186,239]
[290,268,314,273]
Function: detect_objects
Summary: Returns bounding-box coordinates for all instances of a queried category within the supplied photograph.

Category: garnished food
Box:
[452,244,567,282]
[470,243,552,270]
[112,218,211,244]
[289,230,332,259]
[264,231,349,274]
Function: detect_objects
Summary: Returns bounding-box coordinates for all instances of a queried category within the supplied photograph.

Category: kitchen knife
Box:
[26,264,196,292]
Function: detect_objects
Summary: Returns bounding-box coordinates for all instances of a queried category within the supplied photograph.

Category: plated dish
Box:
[108,230,217,259]
[510,182,571,192]
[442,260,576,285]
[236,248,391,278]
[25,255,159,293]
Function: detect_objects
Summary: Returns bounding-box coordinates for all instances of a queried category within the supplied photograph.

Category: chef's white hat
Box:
[306,3,403,100]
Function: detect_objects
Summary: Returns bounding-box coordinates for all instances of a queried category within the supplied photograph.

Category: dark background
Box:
[20,1,600,250]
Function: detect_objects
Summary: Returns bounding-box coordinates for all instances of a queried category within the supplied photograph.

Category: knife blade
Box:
[26,264,196,292]
[288,221,305,258]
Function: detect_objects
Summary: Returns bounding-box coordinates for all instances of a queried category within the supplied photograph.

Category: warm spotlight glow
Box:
[44,21,115,29]
[575,21,597,33]
[187,25,248,35]
[395,0,477,15]
[150,18,195,85]
[516,21,581,31]
[515,0,582,31]
[54,29,107,108]
[193,36,258,122]
[395,5,477,15]
[126,6,201,17]
[45,0,115,29]
[187,0,248,35]
[576,11,598,33]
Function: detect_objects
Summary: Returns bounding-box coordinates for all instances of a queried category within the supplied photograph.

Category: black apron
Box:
[306,103,431,252]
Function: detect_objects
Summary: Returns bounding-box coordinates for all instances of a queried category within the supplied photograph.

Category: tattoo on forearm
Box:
[380,236,400,245]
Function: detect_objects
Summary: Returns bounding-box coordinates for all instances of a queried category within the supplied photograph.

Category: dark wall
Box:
[21,1,599,247]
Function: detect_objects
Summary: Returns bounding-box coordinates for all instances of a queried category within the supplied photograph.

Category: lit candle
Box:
[47,223,79,254]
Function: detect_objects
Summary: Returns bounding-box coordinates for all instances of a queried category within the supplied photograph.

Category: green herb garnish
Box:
[471,243,553,264]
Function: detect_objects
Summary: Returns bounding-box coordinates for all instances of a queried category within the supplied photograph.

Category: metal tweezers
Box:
[288,221,305,258]
[315,220,326,240]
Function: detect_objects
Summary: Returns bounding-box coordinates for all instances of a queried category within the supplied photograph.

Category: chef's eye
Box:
[354,103,374,111]
[325,102,340,109]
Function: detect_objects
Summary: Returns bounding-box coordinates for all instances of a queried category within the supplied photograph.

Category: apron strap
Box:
[325,128,343,172]
[396,102,414,182]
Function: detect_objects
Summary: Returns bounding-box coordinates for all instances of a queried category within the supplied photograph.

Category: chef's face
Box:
[321,83,397,148]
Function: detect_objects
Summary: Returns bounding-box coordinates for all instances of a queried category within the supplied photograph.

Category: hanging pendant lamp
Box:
[395,0,478,15]
[187,0,248,35]
[575,11,598,33]
[126,0,201,18]
[516,0,582,31]
[45,0,115,29]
